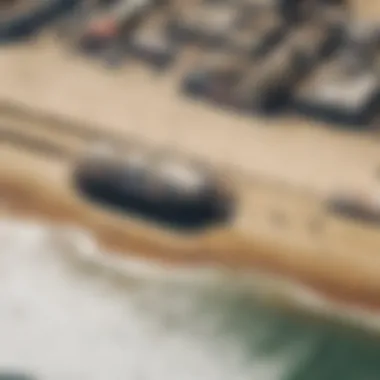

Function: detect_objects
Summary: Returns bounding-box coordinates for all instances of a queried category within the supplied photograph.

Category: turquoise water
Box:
[0,220,379,380]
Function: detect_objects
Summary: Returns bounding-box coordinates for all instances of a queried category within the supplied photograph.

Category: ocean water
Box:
[0,220,380,380]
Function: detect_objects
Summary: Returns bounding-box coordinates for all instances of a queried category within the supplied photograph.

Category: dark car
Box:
[0,0,77,43]
[168,0,241,48]
[292,23,380,127]
[128,12,177,69]
[181,50,247,107]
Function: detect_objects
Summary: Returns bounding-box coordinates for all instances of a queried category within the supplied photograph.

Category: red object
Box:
[88,17,119,38]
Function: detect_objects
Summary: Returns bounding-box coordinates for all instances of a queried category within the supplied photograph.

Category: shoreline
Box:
[1,30,380,326]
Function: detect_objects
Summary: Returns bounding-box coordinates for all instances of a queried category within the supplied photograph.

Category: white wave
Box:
[0,218,318,380]
[0,218,378,380]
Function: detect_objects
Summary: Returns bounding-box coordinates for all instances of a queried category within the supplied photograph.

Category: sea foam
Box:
[0,218,378,380]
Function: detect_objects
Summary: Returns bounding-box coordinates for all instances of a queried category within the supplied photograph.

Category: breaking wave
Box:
[0,219,379,380]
